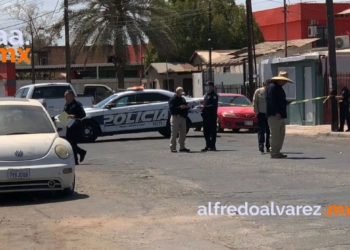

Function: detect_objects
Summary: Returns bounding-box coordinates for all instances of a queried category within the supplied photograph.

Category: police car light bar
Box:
[127,86,144,91]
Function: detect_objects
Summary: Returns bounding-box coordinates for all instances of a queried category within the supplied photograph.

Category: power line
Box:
[0,9,61,29]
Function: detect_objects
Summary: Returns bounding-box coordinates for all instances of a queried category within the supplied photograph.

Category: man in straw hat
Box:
[266,71,293,158]
[168,87,190,153]
[253,79,271,153]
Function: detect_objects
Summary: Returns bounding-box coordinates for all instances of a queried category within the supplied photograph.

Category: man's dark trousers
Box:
[203,115,217,148]
[339,105,350,131]
[257,113,270,149]
[66,124,85,163]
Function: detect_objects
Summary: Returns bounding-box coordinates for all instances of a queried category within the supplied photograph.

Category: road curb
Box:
[285,131,350,138]
[317,132,350,138]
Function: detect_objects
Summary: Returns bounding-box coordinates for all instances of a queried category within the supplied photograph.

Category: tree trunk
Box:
[117,67,125,89]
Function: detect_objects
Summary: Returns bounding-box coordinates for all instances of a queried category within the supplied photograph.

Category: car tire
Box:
[158,118,190,138]
[62,175,75,196]
[194,126,202,131]
[80,120,99,143]
[217,118,224,133]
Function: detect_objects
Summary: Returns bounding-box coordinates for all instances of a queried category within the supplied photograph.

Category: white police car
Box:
[56,87,203,142]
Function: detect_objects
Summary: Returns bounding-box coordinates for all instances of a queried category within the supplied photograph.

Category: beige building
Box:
[145,63,199,96]
[189,38,320,74]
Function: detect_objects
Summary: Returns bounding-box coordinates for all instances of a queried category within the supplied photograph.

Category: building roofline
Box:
[16,62,142,70]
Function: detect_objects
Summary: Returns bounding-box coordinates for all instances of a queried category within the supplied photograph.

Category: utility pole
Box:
[283,0,288,57]
[64,0,71,83]
[251,22,257,81]
[30,19,35,84]
[208,0,212,82]
[165,58,169,90]
[246,0,254,101]
[326,0,338,131]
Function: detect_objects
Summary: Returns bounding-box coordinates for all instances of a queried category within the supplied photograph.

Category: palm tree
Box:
[56,0,175,89]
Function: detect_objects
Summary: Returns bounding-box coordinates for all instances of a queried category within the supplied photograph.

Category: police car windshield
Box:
[219,96,252,107]
[93,94,119,108]
[0,105,55,135]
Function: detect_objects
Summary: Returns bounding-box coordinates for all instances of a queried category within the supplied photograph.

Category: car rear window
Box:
[0,105,55,135]
[32,86,73,99]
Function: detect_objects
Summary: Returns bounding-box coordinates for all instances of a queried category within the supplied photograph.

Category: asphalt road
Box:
[0,130,350,250]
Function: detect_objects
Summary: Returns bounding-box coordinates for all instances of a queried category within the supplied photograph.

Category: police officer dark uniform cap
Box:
[205,81,214,86]
[65,89,76,95]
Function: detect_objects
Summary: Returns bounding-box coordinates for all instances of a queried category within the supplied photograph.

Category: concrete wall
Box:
[214,73,244,85]
[146,68,193,90]
[270,59,324,125]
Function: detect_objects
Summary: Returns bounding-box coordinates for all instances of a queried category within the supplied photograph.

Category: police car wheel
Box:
[217,118,224,133]
[80,120,99,143]
[194,127,201,131]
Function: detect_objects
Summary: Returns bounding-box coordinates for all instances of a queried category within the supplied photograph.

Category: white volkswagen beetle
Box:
[0,98,75,196]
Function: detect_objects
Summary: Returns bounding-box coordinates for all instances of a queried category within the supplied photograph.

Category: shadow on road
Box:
[92,135,208,143]
[93,136,166,143]
[281,152,304,154]
[187,149,236,153]
[0,192,89,207]
[286,157,326,160]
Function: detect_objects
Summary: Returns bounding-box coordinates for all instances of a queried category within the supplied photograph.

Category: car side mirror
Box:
[105,104,113,109]
[57,127,63,132]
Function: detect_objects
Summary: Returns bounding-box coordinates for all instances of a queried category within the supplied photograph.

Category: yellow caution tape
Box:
[216,95,334,107]
[289,96,331,105]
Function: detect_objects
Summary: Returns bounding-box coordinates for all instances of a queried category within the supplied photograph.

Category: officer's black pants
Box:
[203,116,217,148]
[339,105,350,131]
[66,127,85,163]
[257,113,270,149]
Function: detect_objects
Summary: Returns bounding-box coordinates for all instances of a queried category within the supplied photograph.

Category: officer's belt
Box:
[172,114,185,118]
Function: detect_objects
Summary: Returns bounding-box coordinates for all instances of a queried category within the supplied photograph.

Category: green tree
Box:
[157,0,264,62]
[144,43,159,69]
[54,0,176,89]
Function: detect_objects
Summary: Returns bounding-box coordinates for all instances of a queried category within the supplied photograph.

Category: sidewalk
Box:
[286,125,350,138]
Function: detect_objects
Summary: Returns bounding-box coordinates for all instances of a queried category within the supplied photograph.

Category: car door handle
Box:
[128,107,136,110]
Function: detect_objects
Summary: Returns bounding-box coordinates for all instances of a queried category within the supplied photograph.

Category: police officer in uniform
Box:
[63,90,87,165]
[200,81,219,151]
[336,85,350,132]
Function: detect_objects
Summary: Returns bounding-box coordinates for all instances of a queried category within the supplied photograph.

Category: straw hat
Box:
[271,71,293,83]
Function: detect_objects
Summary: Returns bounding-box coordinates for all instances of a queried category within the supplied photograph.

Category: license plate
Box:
[7,169,30,179]
[244,121,253,126]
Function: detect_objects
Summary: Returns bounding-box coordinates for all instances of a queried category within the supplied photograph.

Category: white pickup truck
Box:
[14,83,94,118]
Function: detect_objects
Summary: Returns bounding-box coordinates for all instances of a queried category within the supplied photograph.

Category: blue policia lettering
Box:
[104,109,168,127]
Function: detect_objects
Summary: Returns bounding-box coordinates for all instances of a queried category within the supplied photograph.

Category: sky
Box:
[0,0,346,46]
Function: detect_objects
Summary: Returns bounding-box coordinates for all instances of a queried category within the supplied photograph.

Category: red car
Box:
[195,93,257,132]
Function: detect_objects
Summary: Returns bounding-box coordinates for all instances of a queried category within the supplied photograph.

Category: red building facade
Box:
[253,3,350,44]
